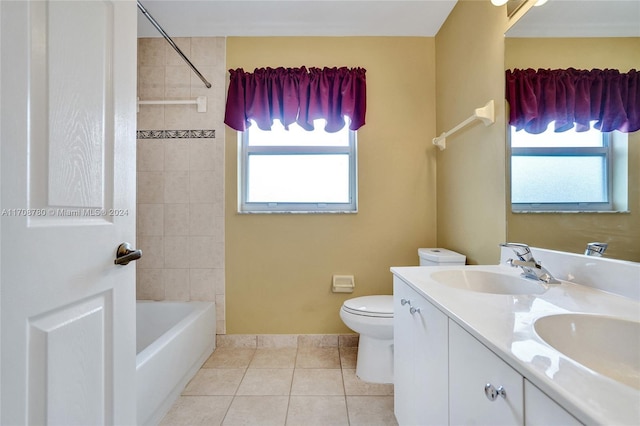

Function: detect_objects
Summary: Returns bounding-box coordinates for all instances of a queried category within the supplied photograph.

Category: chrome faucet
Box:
[500,243,560,284]
[585,242,608,257]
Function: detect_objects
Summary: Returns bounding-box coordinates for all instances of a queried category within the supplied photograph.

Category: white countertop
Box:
[390,262,640,425]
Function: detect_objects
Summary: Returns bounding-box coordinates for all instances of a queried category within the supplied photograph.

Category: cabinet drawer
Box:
[449,320,524,426]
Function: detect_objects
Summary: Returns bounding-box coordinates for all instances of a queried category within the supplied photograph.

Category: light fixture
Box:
[491,0,548,7]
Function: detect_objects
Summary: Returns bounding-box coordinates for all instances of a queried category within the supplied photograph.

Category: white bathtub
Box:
[136,301,216,426]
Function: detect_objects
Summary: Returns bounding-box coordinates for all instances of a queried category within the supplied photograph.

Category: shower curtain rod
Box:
[137,1,212,89]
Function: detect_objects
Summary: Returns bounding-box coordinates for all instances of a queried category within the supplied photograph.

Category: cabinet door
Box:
[449,321,524,426]
[524,380,582,426]
[393,279,415,425]
[394,278,448,426]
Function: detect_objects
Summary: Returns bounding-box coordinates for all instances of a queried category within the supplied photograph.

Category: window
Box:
[239,119,357,213]
[510,124,628,212]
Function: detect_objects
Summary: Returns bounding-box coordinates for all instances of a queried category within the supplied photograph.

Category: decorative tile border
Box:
[136,129,215,139]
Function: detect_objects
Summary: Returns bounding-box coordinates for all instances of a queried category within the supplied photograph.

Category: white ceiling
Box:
[136,0,458,37]
[137,0,640,39]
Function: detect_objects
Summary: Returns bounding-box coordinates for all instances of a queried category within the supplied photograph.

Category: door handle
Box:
[114,242,142,265]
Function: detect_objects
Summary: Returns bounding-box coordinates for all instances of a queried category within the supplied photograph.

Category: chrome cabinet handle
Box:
[484,383,506,401]
[114,242,142,265]
[401,298,420,314]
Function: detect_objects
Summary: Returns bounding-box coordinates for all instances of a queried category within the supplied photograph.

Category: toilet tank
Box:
[418,248,466,266]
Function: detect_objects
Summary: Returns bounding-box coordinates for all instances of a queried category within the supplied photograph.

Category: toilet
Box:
[340,248,465,384]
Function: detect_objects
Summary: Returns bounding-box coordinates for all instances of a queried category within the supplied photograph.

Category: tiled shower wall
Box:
[136,37,227,334]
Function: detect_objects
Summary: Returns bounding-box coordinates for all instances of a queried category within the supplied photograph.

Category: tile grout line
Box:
[283,346,299,426]
[220,343,255,425]
[340,347,353,426]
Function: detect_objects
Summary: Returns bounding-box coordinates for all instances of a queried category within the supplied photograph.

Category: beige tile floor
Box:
[160,346,398,425]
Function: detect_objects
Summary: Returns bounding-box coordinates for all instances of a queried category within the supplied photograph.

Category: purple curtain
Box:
[506,68,639,134]
[224,66,367,133]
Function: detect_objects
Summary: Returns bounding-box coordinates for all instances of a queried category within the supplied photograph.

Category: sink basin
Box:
[534,314,640,390]
[430,269,546,295]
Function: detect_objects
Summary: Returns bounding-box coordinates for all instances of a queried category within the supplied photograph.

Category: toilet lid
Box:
[342,295,393,318]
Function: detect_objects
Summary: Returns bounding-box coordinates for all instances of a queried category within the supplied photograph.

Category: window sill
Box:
[237,210,358,215]
[511,210,630,214]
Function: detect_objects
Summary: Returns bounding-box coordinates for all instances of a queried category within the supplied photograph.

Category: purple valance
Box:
[224,66,366,133]
[506,68,639,134]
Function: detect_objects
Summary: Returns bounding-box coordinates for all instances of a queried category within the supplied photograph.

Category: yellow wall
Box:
[225,37,437,333]
[434,1,509,264]
[505,38,640,262]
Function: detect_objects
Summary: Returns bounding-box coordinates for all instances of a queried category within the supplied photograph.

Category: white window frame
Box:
[510,128,624,212]
[238,125,358,214]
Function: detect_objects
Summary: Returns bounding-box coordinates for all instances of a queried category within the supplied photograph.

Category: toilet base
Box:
[355,335,394,384]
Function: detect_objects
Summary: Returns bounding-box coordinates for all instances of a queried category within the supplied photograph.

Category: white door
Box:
[0,1,138,425]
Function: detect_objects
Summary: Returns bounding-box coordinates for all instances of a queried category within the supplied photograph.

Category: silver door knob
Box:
[484,383,506,401]
[114,242,142,265]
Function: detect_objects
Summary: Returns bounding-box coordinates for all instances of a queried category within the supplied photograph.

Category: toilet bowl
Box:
[340,295,394,384]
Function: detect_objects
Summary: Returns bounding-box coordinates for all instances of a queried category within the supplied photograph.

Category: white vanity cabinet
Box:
[449,320,524,425]
[393,278,583,426]
[393,277,449,426]
[524,380,582,426]
[391,256,639,425]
